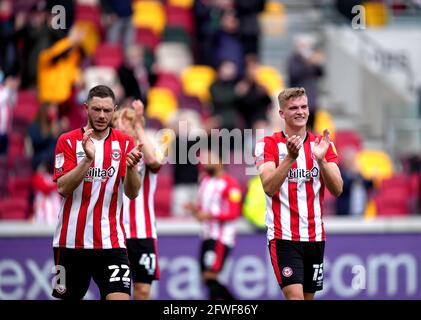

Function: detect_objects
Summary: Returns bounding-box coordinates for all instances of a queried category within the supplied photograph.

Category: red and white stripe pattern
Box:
[123,165,159,239]
[0,86,14,135]
[255,131,338,242]
[197,174,241,247]
[53,128,135,249]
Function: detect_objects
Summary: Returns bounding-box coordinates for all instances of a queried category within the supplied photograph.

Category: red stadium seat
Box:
[165,6,195,35]
[0,196,29,220]
[94,43,123,69]
[135,27,160,52]
[374,188,410,216]
[155,72,183,96]
[334,130,362,160]
[13,90,39,132]
[75,4,101,27]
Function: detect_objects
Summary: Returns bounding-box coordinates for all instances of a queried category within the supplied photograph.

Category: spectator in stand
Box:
[209,60,240,132]
[16,0,64,89]
[235,59,272,130]
[37,25,85,106]
[212,9,245,75]
[336,148,373,216]
[235,0,266,61]
[31,160,60,226]
[0,0,20,77]
[287,34,325,130]
[101,0,134,48]
[27,102,69,171]
[117,44,151,108]
[0,73,19,155]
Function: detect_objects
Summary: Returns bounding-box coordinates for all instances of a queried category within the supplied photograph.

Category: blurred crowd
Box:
[0,0,420,226]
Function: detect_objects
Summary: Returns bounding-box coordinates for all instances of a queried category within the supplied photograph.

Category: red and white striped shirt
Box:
[53,128,135,249]
[255,131,339,242]
[197,174,242,247]
[123,165,160,239]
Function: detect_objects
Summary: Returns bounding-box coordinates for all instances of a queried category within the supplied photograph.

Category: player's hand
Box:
[82,129,95,161]
[285,134,302,160]
[313,129,330,162]
[126,144,143,168]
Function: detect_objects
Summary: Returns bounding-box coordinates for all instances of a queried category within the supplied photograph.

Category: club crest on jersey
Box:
[282,267,293,277]
[55,153,64,168]
[111,149,121,161]
[288,167,319,182]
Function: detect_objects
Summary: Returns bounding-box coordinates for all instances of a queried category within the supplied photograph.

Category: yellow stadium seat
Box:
[168,0,193,8]
[363,2,388,27]
[132,1,166,35]
[255,66,284,96]
[180,65,216,102]
[355,150,393,186]
[314,109,336,141]
[264,1,285,14]
[146,87,178,125]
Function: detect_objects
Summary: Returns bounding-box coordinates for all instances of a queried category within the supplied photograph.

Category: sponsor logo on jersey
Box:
[85,166,116,181]
[111,149,121,161]
[282,267,293,277]
[288,167,319,182]
[76,151,85,158]
[279,153,286,161]
[229,188,242,203]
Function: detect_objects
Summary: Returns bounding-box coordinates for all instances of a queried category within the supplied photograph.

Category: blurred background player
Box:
[52,85,143,300]
[185,148,242,300]
[113,99,161,300]
[255,87,343,300]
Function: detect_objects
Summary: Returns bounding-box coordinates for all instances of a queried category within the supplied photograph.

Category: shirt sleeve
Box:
[53,134,77,182]
[325,141,339,165]
[254,136,277,169]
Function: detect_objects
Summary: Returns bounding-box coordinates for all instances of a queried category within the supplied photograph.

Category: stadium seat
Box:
[155,42,193,75]
[355,150,393,185]
[84,66,118,90]
[363,2,388,27]
[334,130,362,155]
[132,1,166,35]
[134,27,160,52]
[259,1,287,36]
[255,65,284,96]
[146,87,178,125]
[154,174,173,217]
[373,188,409,216]
[180,65,216,102]
[165,6,195,35]
[75,4,101,27]
[0,196,29,220]
[93,43,123,69]
[177,94,206,115]
[8,132,26,158]
[314,109,336,142]
[168,0,193,9]
[13,90,39,131]
[155,72,183,96]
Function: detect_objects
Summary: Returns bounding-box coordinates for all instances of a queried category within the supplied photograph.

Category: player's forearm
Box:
[124,166,141,199]
[136,124,161,169]
[262,156,295,197]
[318,160,343,197]
[57,157,92,197]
